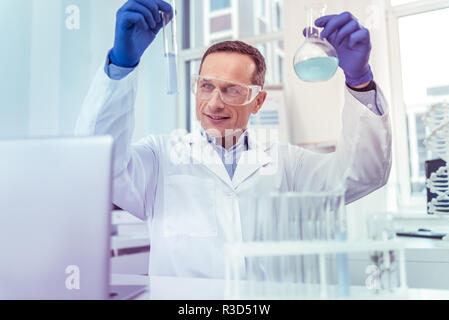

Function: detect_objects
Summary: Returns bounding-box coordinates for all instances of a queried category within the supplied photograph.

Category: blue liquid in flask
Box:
[165,52,178,95]
[294,56,339,82]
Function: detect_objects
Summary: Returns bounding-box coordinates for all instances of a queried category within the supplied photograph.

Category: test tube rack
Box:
[224,239,408,300]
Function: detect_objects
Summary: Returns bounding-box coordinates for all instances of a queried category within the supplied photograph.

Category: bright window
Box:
[398,7,449,196]
[398,8,449,106]
[387,1,449,214]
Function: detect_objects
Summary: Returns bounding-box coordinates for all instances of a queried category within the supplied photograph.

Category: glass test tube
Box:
[162,0,178,95]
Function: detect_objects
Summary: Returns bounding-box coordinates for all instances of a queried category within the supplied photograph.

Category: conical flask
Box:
[293,3,339,82]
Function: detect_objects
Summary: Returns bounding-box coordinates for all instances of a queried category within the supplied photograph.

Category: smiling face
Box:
[195,52,267,140]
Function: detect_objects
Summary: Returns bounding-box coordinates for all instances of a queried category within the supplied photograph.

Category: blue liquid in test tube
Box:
[162,1,178,95]
[165,52,178,95]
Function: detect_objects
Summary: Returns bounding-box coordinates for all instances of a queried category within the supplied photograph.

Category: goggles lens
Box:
[191,75,261,106]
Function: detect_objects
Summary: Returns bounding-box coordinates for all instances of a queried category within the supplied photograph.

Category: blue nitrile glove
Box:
[109,0,173,68]
[314,11,373,87]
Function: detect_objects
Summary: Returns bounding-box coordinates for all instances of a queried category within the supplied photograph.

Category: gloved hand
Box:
[110,0,173,68]
[314,11,373,87]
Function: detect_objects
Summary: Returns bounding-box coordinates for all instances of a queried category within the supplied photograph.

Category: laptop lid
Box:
[0,136,113,299]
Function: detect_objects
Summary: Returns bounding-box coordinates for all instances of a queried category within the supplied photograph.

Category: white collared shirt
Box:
[201,129,249,179]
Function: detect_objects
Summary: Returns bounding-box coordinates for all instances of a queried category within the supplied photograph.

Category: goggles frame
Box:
[191,74,263,106]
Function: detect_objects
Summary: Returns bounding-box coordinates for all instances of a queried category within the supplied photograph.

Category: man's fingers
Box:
[120,11,149,31]
[335,19,360,46]
[125,1,156,29]
[348,28,370,48]
[326,29,339,47]
[320,11,354,39]
[158,0,174,24]
[315,15,335,27]
[135,0,164,24]
[130,0,173,26]
[156,0,173,14]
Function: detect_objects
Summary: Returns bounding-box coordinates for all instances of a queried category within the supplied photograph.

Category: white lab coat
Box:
[75,65,392,279]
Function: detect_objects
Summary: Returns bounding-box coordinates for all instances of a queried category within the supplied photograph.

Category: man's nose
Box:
[207,89,225,109]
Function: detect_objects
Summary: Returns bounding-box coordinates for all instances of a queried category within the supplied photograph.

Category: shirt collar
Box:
[200,128,249,151]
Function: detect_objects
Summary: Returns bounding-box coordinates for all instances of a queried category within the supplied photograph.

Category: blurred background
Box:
[1,0,449,233]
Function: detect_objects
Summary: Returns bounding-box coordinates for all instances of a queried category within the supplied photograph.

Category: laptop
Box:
[0,136,146,299]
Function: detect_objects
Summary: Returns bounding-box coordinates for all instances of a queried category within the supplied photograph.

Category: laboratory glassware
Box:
[366,212,399,293]
[226,190,349,299]
[162,0,178,95]
[293,3,339,82]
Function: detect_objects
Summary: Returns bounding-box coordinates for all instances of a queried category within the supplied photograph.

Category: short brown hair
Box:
[199,40,267,88]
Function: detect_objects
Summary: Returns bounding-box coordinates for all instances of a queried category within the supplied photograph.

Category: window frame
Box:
[272,0,283,31]
[255,0,270,34]
[386,0,449,215]
[203,0,238,45]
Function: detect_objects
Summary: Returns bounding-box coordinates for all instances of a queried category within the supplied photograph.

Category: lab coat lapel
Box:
[188,131,234,187]
[232,130,273,189]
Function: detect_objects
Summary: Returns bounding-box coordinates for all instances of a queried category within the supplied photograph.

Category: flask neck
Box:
[305,4,327,39]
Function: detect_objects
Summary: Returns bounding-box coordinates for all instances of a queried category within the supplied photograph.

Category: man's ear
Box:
[251,91,267,115]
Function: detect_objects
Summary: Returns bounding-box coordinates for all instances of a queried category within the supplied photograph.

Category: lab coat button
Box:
[367,104,373,109]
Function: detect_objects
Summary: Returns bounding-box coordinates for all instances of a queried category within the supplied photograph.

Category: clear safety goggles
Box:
[191,75,263,106]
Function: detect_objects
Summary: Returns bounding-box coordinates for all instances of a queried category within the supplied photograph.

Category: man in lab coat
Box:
[75,0,392,278]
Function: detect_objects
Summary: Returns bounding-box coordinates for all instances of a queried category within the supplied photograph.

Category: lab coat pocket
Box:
[163,175,217,237]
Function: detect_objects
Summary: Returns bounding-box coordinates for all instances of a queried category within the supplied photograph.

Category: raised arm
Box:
[74,0,173,220]
[293,86,392,204]
[293,11,392,203]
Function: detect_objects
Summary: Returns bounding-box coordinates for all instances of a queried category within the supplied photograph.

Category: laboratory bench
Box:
[111,211,449,290]
[347,236,449,290]
[109,274,449,300]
